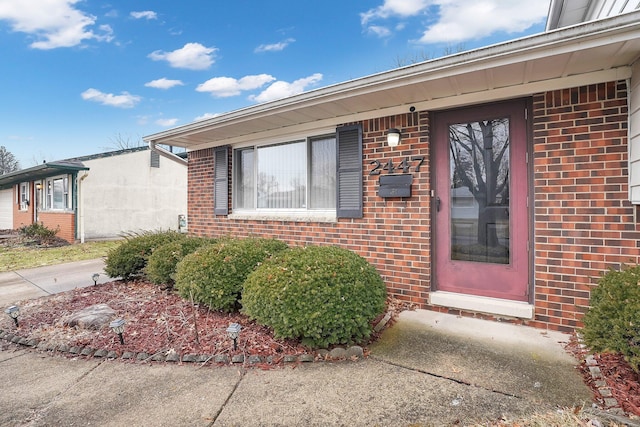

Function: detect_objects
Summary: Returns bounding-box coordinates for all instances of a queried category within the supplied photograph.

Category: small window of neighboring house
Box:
[227,124,362,218]
[19,182,29,210]
[44,176,70,211]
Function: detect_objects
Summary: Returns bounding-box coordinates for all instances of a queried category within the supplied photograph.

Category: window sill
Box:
[228,211,337,223]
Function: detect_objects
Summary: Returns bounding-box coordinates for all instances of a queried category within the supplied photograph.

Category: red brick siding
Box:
[187,80,634,333]
[10,183,76,243]
[37,212,76,243]
[532,81,637,332]
[187,112,432,308]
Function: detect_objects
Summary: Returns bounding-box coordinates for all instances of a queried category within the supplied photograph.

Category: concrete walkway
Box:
[0,259,108,306]
[0,261,597,426]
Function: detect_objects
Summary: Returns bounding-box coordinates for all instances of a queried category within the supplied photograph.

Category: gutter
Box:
[148,141,188,166]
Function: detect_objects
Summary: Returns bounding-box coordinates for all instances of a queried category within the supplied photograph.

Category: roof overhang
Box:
[145,10,640,152]
[0,161,89,190]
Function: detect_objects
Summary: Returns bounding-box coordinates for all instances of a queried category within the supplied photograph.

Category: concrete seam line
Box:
[209,368,246,427]
[20,357,107,425]
[13,271,52,296]
[369,355,522,399]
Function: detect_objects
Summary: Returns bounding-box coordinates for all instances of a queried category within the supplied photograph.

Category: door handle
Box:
[436,196,441,212]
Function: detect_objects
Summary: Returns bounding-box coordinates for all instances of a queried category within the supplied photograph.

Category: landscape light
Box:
[109,318,126,345]
[226,323,241,351]
[92,273,100,286]
[5,305,19,327]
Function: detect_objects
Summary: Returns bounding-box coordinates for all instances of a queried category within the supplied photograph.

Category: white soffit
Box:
[145,10,640,151]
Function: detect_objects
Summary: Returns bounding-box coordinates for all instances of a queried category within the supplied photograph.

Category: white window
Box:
[233,136,336,211]
[19,182,29,210]
[44,175,70,211]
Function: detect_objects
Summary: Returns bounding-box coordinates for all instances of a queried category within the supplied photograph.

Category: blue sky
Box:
[0,0,550,169]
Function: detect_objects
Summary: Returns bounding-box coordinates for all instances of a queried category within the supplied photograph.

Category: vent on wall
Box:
[150,150,160,168]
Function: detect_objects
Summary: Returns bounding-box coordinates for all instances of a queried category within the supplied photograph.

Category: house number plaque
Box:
[369,156,425,175]
[370,156,424,198]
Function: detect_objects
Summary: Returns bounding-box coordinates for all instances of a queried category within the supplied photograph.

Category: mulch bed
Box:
[566,334,640,418]
[1,280,403,364]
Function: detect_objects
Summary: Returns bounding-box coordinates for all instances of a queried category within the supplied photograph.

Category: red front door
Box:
[433,99,530,301]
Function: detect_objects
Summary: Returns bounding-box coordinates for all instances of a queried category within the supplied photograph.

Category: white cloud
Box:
[81,88,141,108]
[130,11,157,20]
[360,0,549,44]
[416,1,548,43]
[144,78,184,89]
[0,0,113,49]
[194,112,220,121]
[250,73,323,103]
[255,38,295,53]
[367,25,392,38]
[361,0,431,24]
[148,42,217,70]
[196,74,276,97]
[156,118,179,127]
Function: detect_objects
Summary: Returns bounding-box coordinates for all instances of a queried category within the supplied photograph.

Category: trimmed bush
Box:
[18,222,60,244]
[174,237,288,312]
[241,245,387,348]
[582,265,640,372]
[145,237,213,287]
[104,230,186,280]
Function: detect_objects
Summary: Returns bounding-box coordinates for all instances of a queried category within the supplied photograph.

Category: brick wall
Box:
[37,212,76,243]
[187,111,432,308]
[531,80,638,332]
[187,80,636,333]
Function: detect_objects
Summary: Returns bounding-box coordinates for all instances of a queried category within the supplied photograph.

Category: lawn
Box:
[0,240,121,272]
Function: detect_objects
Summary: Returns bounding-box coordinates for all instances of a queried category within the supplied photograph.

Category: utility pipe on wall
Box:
[77,172,89,243]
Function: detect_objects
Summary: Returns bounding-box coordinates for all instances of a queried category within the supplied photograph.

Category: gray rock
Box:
[346,345,364,359]
[80,347,94,356]
[93,349,108,358]
[214,354,229,364]
[151,353,165,362]
[62,304,116,330]
[299,354,315,363]
[121,351,136,360]
[329,347,347,359]
[182,354,197,363]
[231,354,244,363]
[283,355,298,363]
[106,351,118,359]
[248,355,263,364]
[165,351,179,362]
[136,352,149,361]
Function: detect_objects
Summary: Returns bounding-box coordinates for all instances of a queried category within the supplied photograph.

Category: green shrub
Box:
[241,245,387,348]
[174,237,288,312]
[18,222,60,244]
[145,237,213,287]
[582,265,640,372]
[104,230,186,280]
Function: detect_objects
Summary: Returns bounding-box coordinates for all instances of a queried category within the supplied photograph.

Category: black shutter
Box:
[336,124,363,218]
[214,146,229,215]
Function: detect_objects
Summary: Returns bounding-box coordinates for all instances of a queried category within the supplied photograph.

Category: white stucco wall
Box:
[0,188,13,229]
[78,149,187,240]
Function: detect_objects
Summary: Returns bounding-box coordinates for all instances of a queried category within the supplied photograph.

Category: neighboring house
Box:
[0,147,187,242]
[0,187,13,229]
[144,2,640,333]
